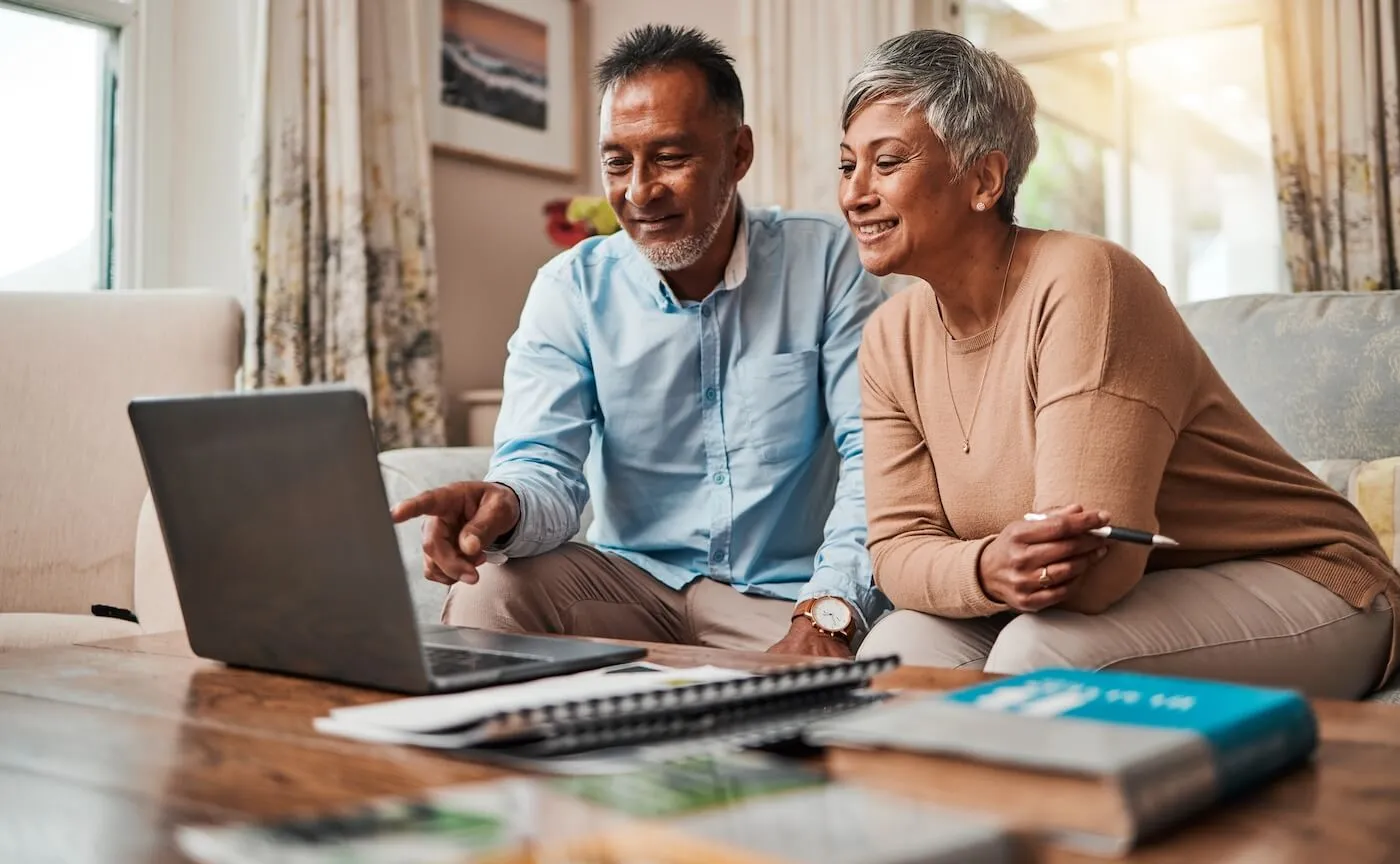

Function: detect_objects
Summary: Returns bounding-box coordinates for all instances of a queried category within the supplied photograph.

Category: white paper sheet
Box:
[316,662,752,737]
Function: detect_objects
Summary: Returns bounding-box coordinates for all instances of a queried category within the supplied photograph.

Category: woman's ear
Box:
[970,151,1010,213]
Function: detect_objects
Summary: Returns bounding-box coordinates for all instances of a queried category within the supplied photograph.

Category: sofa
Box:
[0,290,243,650]
[380,291,1400,700]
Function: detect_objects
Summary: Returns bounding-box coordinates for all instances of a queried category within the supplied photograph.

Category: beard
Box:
[635,176,737,273]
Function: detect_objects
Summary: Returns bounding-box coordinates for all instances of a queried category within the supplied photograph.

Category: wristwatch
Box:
[792,597,857,642]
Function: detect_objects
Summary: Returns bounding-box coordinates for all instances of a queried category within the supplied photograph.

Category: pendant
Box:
[962,442,970,454]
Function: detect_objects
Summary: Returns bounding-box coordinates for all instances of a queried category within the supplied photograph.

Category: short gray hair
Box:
[842,30,1038,223]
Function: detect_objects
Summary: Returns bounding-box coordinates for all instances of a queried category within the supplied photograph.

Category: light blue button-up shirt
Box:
[486,206,890,627]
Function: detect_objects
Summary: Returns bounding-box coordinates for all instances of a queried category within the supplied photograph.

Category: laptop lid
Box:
[129,385,436,693]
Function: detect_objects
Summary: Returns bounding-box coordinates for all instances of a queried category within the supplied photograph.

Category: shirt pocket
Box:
[735,349,822,463]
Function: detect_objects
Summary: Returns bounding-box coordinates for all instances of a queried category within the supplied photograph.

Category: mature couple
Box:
[395,26,1399,698]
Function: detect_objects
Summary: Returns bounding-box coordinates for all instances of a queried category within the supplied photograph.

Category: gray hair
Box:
[842,30,1038,223]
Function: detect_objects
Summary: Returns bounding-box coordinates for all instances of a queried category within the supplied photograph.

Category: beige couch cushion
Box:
[0,291,242,626]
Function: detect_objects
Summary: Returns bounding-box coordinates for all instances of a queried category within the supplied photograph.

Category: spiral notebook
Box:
[315,656,898,773]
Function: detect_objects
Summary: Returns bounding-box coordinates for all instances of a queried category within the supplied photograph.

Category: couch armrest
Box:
[379,447,496,625]
[133,491,183,634]
[379,446,496,491]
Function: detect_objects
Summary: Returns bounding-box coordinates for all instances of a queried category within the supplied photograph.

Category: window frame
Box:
[969,0,1280,298]
[3,0,170,291]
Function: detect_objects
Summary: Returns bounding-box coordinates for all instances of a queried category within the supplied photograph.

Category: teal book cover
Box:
[942,669,1318,798]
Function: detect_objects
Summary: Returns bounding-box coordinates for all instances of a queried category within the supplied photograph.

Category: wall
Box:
[433,0,743,444]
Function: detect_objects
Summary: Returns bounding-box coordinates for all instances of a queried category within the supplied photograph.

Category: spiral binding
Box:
[475,654,899,754]
[508,687,890,758]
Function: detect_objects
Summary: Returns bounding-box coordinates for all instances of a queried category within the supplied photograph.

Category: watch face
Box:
[813,598,852,632]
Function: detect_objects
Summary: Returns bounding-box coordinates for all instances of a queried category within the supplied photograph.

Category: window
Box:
[0,0,133,291]
[966,0,1285,302]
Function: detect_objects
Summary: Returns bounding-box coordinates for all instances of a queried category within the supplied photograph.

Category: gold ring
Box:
[1039,566,1050,588]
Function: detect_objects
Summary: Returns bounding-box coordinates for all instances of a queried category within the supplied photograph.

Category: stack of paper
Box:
[314,662,750,749]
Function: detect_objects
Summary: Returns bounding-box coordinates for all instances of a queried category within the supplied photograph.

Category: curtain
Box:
[245,0,446,449]
[735,0,960,214]
[1266,0,1400,293]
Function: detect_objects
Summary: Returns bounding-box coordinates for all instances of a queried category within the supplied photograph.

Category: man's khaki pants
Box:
[441,542,795,652]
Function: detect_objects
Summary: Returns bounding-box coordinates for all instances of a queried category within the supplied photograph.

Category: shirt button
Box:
[704,387,717,402]
[700,306,711,318]
[712,472,727,485]
[712,550,726,563]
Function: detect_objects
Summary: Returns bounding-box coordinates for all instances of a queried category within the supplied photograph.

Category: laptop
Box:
[127,385,644,695]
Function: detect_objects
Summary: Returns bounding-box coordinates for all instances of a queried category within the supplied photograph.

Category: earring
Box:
[974,202,987,211]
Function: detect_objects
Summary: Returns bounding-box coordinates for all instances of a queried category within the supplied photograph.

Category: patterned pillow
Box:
[1348,458,1400,565]
[1305,458,1400,564]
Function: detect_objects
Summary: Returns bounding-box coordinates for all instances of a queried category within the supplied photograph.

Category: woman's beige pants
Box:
[857,560,1393,699]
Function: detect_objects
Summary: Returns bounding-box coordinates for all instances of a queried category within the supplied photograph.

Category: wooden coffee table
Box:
[1,632,1398,862]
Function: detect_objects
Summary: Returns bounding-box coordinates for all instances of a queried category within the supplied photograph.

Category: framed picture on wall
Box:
[421,0,580,179]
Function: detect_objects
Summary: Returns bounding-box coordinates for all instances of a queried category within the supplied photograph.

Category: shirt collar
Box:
[633,203,751,310]
[718,204,750,292]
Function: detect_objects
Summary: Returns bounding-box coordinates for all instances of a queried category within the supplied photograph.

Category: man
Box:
[392,25,888,657]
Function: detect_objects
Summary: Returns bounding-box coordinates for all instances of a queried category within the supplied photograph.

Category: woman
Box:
[843,30,1399,699]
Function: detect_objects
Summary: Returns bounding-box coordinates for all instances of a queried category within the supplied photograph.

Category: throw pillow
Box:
[1348,457,1400,565]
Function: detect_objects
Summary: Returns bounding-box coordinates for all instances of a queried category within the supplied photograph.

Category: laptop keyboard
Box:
[423,644,541,678]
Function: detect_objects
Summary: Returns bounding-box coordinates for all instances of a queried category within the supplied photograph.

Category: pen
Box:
[1023,513,1179,548]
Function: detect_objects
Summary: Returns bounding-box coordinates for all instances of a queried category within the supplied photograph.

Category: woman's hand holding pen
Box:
[977,505,1111,612]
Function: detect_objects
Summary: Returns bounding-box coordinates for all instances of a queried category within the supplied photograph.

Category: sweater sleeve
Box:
[860,312,1008,618]
[1030,240,1197,613]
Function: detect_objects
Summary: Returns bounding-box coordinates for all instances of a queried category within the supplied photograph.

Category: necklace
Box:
[935,226,1019,455]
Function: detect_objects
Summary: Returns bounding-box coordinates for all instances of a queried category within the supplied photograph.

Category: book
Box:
[805,668,1317,854]
[176,752,1020,864]
[314,656,899,774]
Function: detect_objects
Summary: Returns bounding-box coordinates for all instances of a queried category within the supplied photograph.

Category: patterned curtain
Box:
[1266,0,1400,293]
[245,0,446,449]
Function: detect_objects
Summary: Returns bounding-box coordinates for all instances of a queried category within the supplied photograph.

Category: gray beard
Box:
[636,183,736,273]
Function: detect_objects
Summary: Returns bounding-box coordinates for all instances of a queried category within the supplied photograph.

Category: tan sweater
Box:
[860,230,1400,675]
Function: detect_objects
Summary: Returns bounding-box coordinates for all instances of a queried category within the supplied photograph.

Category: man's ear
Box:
[732,124,755,184]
